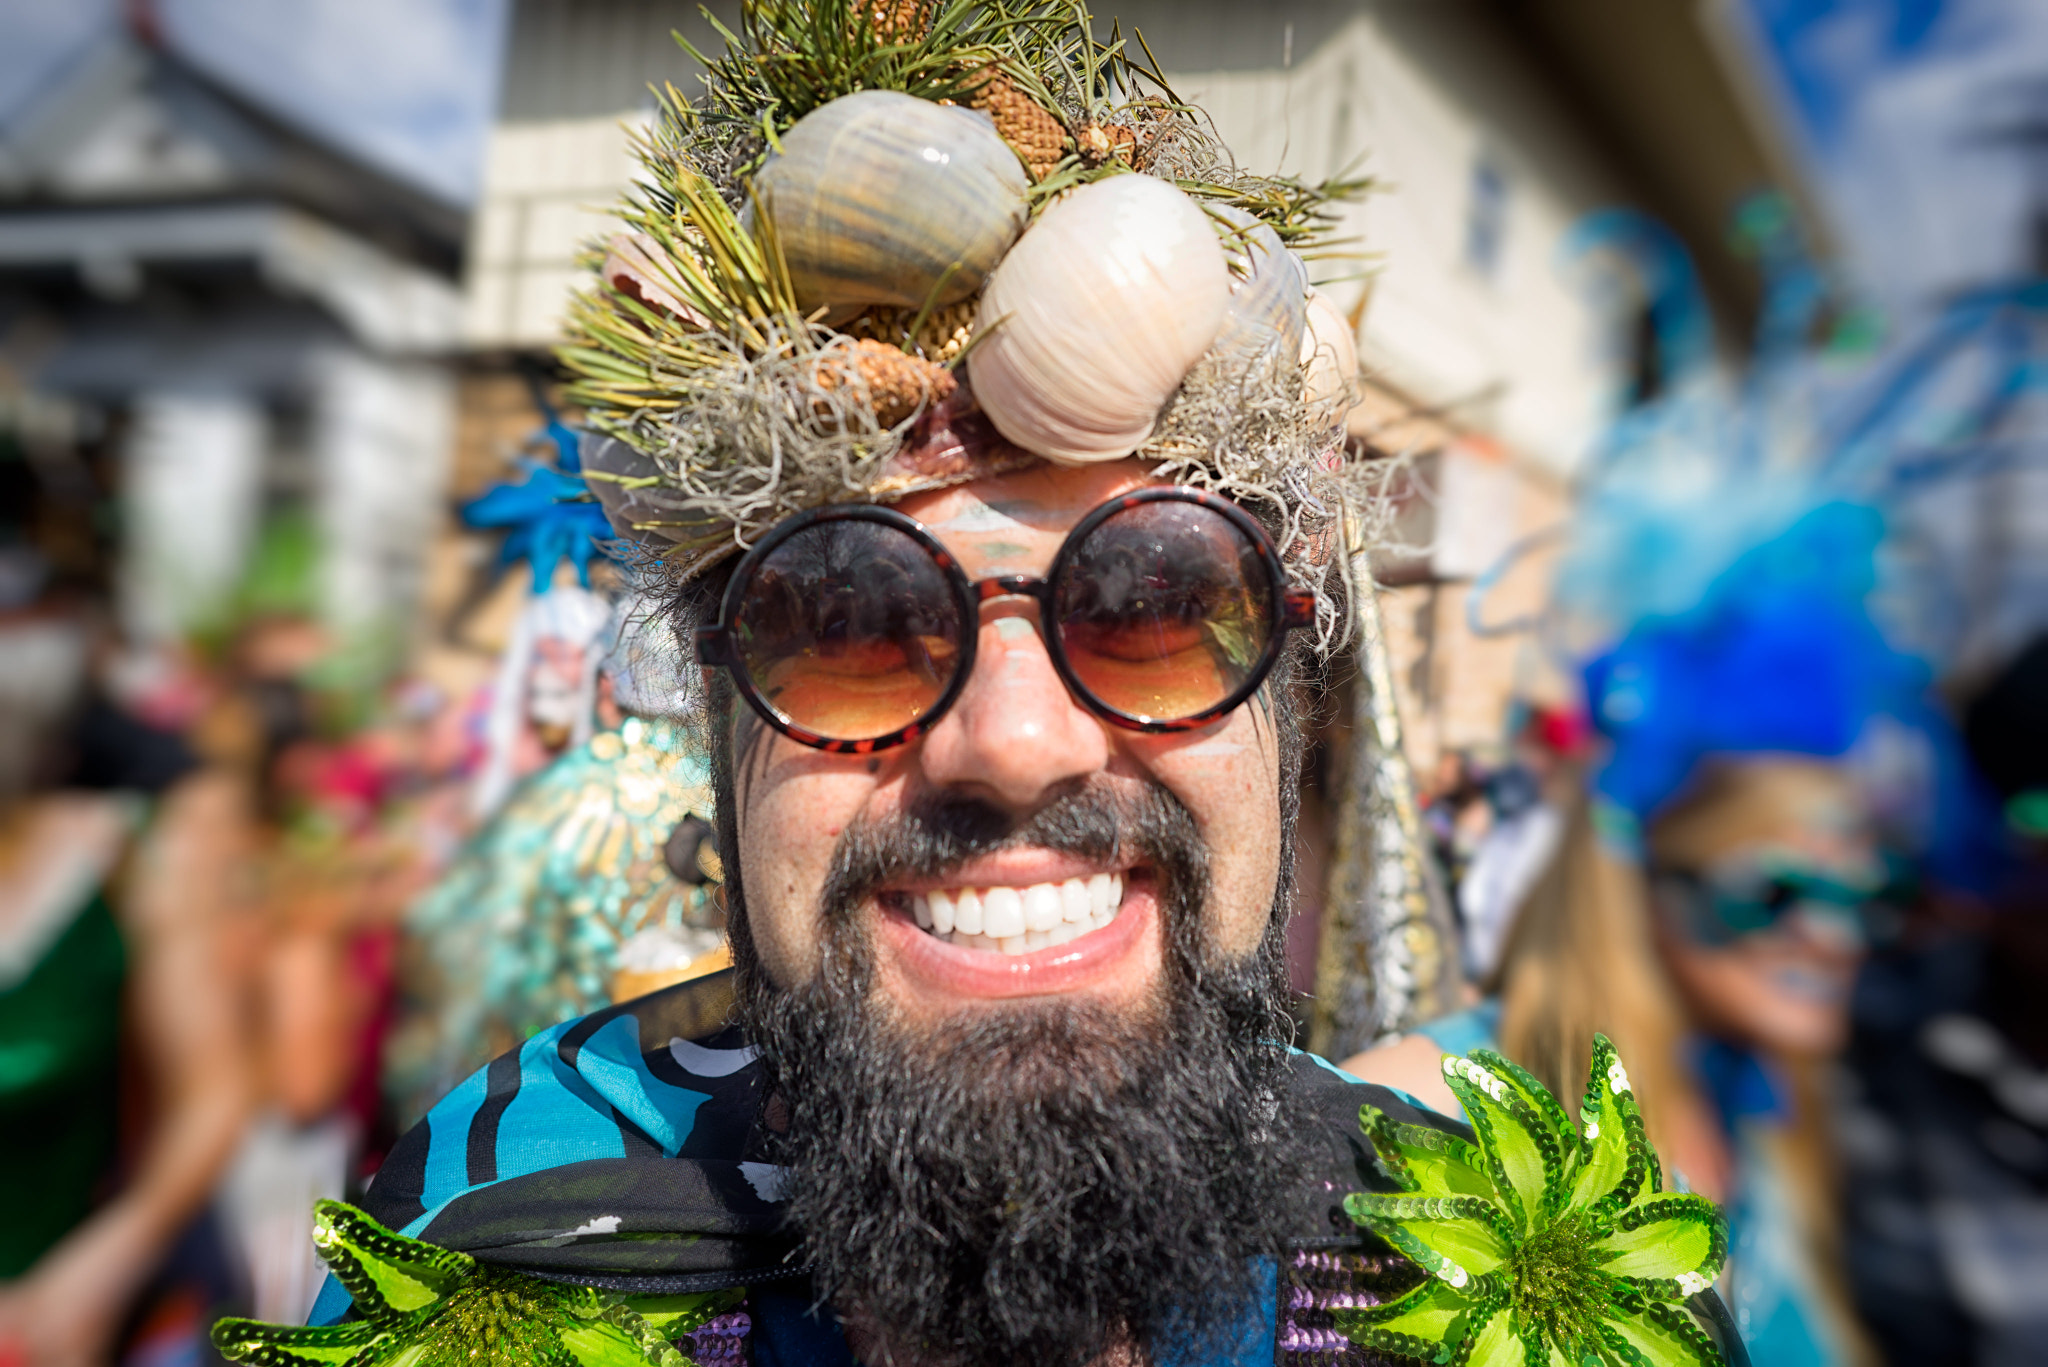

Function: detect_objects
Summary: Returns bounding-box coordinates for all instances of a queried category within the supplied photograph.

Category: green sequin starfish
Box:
[211,1201,737,1367]
[1341,1035,1729,1367]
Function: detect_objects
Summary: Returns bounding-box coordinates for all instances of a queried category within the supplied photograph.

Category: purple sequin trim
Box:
[676,1253,1426,1367]
[680,1307,752,1363]
[1275,1248,1426,1365]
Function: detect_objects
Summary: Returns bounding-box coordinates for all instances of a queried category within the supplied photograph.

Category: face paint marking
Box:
[975,540,1033,563]
[927,503,1028,534]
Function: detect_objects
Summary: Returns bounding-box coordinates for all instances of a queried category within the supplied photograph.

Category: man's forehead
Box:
[899,459,1159,571]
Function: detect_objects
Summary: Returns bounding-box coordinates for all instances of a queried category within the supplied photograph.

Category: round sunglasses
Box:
[694,486,1316,753]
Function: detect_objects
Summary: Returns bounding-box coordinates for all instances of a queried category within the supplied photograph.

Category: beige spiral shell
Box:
[754,90,1031,314]
[968,174,1232,464]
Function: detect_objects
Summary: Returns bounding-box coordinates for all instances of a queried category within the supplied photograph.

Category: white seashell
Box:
[755,91,1030,313]
[1208,205,1308,369]
[1300,287,1358,409]
[970,174,1231,464]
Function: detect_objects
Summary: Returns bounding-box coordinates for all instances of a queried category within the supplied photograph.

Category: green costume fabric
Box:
[0,889,126,1276]
[1410,1003,1848,1367]
[1345,1036,1730,1367]
[212,1201,736,1367]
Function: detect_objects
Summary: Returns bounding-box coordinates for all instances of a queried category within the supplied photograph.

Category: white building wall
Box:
[1173,10,1625,476]
[311,350,456,633]
[462,113,648,348]
[119,391,267,641]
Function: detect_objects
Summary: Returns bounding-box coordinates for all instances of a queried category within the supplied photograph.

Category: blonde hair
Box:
[1487,787,1690,1146]
[1646,757,1859,873]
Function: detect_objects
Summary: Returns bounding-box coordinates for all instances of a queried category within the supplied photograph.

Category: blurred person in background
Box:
[1454,703,1581,983]
[205,613,427,1327]
[382,422,724,1128]
[0,585,253,1367]
[1835,635,2048,1364]
[1368,450,1917,1367]
[1420,748,1488,905]
[382,585,723,1130]
[1345,756,1879,1367]
[232,615,399,1134]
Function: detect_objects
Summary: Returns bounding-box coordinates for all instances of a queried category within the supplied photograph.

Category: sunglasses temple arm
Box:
[694,625,736,668]
[1283,589,1316,630]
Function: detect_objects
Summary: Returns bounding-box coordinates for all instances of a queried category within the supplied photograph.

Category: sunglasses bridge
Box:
[973,574,1058,607]
[975,574,1316,629]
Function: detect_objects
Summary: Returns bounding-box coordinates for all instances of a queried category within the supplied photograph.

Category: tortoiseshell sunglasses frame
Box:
[695,485,1315,754]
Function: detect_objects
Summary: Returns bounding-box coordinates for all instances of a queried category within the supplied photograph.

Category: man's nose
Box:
[914,604,1109,811]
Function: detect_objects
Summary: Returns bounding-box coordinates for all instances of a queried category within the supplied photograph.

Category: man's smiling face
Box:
[700,457,1317,1367]
[726,457,1287,1025]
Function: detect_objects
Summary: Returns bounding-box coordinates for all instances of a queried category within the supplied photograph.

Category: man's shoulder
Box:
[1280,1048,1472,1216]
[359,971,793,1286]
[1286,1047,1464,1131]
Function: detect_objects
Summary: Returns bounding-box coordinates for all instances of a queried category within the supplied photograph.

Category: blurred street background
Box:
[2,2,2045,1365]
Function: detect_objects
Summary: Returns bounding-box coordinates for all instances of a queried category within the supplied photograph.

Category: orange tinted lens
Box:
[733,519,963,740]
[1053,500,1274,722]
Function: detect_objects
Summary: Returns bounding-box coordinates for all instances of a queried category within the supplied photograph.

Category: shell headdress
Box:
[560,0,1381,645]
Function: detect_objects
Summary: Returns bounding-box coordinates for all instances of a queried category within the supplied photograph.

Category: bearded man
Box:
[319,447,1455,1367]
[212,9,1742,1367]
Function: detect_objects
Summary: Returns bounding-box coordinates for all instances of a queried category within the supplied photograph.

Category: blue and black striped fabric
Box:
[344,971,800,1304]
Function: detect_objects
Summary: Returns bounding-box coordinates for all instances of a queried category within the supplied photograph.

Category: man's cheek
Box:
[735,759,874,987]
[1145,725,1282,955]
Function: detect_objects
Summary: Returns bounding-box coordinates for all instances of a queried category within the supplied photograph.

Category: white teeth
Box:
[954,888,983,937]
[981,886,1025,939]
[1060,878,1090,923]
[911,875,1129,952]
[1022,884,1062,932]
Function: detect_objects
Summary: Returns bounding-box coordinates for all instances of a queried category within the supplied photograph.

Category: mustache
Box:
[819,779,1209,916]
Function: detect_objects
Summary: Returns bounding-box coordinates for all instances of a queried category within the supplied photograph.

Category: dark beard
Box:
[733,780,1314,1367]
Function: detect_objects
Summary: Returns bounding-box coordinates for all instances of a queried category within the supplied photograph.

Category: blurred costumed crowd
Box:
[2,208,2046,1367]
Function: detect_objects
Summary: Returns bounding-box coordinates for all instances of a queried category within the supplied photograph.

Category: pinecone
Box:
[1074,119,1141,170]
[964,68,1067,181]
[817,339,958,428]
[862,0,928,42]
[845,300,976,364]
